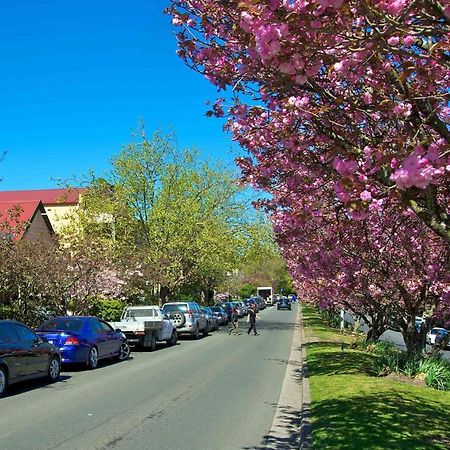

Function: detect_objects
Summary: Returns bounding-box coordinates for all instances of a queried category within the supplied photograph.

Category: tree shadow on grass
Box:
[304,342,377,377]
[312,391,450,450]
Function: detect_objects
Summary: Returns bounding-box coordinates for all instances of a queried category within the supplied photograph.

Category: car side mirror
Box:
[115,328,122,333]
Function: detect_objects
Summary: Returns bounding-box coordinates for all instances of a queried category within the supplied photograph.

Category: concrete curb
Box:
[299,306,312,449]
[265,304,312,449]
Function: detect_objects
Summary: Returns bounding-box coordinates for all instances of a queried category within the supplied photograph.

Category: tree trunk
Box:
[365,313,387,342]
[159,286,170,305]
[366,323,386,342]
[402,318,425,355]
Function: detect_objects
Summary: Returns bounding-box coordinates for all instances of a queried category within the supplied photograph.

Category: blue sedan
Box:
[36,316,130,369]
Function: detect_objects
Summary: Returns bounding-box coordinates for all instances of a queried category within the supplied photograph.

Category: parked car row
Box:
[1,296,281,397]
[0,300,237,397]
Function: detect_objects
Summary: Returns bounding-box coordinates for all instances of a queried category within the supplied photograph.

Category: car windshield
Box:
[163,304,188,313]
[37,318,84,332]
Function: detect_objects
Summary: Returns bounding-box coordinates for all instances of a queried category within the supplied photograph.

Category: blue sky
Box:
[0,0,241,190]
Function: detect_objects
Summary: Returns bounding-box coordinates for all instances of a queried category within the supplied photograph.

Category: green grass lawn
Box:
[303,304,450,450]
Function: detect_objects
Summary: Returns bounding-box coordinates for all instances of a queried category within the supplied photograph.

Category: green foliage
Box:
[371,344,450,390]
[238,283,256,298]
[70,129,248,301]
[318,307,341,329]
[91,299,126,322]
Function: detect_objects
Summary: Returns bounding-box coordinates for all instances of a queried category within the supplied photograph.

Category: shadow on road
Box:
[257,321,301,332]
[4,374,71,398]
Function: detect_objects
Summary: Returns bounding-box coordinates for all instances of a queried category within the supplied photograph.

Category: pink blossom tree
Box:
[167,1,450,349]
[168,0,450,241]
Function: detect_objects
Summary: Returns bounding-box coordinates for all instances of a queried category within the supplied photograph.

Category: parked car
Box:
[36,316,130,369]
[162,302,208,339]
[237,301,248,315]
[215,302,234,321]
[0,320,61,397]
[253,296,266,310]
[231,302,244,318]
[201,307,219,331]
[426,327,450,350]
[110,306,178,350]
[244,298,259,312]
[209,306,228,325]
[277,297,292,310]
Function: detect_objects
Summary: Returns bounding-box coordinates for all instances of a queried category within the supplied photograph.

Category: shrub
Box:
[371,344,450,390]
[318,307,341,329]
[417,357,450,390]
[91,299,126,322]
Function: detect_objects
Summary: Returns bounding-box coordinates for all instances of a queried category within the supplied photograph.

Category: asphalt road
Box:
[0,304,298,450]
[380,329,450,360]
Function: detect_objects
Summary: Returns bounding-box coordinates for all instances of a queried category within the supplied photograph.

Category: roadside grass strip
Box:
[302,304,450,450]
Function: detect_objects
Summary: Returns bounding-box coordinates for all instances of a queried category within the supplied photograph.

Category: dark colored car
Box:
[249,296,265,311]
[277,297,292,310]
[210,306,228,325]
[215,302,234,321]
[0,320,61,397]
[244,298,259,313]
[36,316,130,369]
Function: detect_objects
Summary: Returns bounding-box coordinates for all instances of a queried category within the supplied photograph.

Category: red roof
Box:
[0,188,84,205]
[0,201,44,241]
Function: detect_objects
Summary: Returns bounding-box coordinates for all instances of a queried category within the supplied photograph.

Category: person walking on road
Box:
[228,307,239,335]
[247,304,261,336]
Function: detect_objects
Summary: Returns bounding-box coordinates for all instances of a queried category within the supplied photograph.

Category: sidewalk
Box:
[265,303,312,449]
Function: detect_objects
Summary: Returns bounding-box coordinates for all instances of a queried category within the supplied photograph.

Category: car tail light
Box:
[65,336,80,345]
[187,310,193,317]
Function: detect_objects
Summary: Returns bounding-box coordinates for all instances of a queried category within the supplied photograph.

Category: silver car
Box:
[162,302,208,339]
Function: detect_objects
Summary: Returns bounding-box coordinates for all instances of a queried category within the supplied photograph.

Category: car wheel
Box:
[169,312,186,328]
[167,330,178,346]
[87,346,98,369]
[193,326,200,340]
[203,323,210,337]
[0,366,7,398]
[117,342,131,360]
[47,356,61,382]
[146,333,157,351]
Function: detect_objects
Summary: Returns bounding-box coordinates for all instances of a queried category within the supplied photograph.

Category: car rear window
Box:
[125,309,155,318]
[210,307,221,312]
[163,304,188,313]
[38,318,84,332]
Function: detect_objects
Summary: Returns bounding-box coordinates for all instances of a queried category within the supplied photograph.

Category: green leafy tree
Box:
[67,130,247,303]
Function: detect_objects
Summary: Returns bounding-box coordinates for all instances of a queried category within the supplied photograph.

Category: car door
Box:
[159,311,172,340]
[100,320,121,355]
[0,323,26,381]
[195,303,206,330]
[14,323,49,376]
[90,319,110,358]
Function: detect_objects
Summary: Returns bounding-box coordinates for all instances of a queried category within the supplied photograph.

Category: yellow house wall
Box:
[44,204,79,234]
